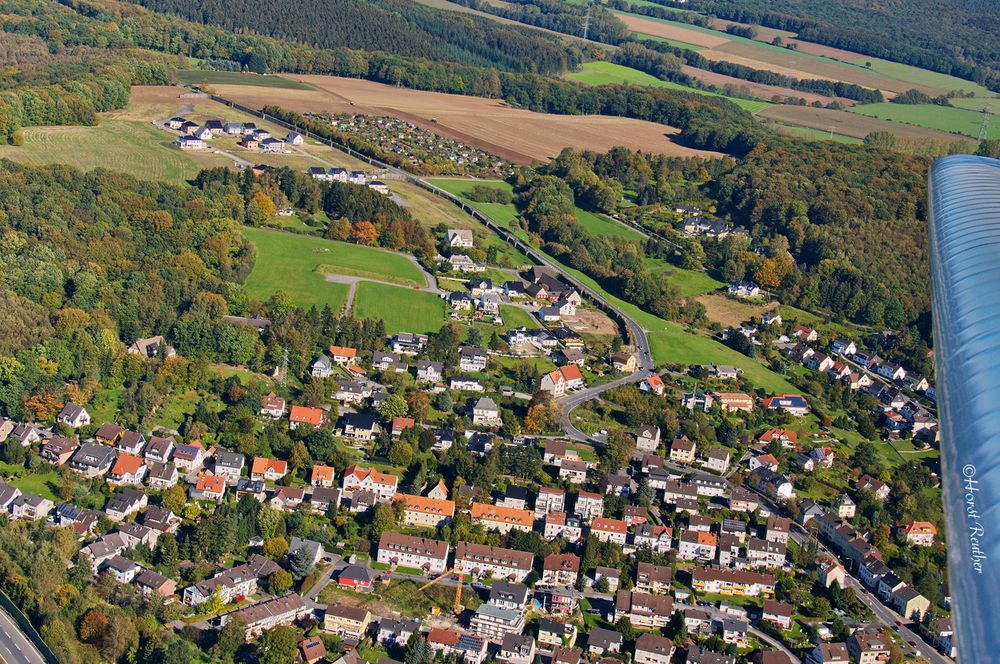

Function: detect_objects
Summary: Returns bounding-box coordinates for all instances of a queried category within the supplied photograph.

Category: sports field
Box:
[242,227,427,310]
[352,282,447,334]
[568,62,772,113]
[848,103,1000,141]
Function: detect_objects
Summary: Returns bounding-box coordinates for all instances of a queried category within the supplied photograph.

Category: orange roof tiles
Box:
[393,493,456,517]
[196,475,226,493]
[111,454,144,476]
[311,465,335,483]
[471,502,534,527]
[329,345,357,358]
[289,405,324,426]
[345,464,398,487]
[252,457,288,476]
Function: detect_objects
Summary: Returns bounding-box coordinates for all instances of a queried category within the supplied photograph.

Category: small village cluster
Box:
[675,206,749,240]
[167,116,303,153]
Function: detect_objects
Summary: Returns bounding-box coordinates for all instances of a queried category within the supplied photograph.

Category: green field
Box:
[242,227,427,310]
[848,58,993,97]
[178,70,315,90]
[568,62,772,113]
[352,282,447,334]
[436,181,796,393]
[848,102,1000,140]
[647,261,723,297]
[949,96,1000,114]
[636,33,708,51]
[10,471,60,502]
[0,120,227,185]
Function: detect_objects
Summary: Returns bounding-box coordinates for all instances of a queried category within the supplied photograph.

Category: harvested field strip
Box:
[178,70,314,90]
[848,103,1000,141]
[569,62,772,113]
[637,34,708,51]
[679,65,854,107]
[770,123,862,144]
[846,57,993,96]
[757,105,969,143]
[215,76,723,163]
[613,12,730,47]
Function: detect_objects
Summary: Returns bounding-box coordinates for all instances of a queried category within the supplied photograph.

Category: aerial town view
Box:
[0,0,998,663]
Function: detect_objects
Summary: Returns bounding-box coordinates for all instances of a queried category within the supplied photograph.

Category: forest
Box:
[129,0,582,75]
[449,0,632,45]
[617,0,1000,91]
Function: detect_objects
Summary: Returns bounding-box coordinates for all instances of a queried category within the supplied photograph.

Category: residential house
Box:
[134,570,176,599]
[335,381,371,405]
[454,542,533,582]
[191,475,226,502]
[498,634,536,664]
[214,450,245,481]
[299,637,327,664]
[834,493,856,518]
[311,355,334,378]
[898,520,937,547]
[635,634,675,664]
[127,336,175,359]
[342,465,398,502]
[539,365,584,395]
[846,630,891,664]
[537,620,577,648]
[105,489,147,521]
[172,441,207,472]
[889,585,930,620]
[337,566,374,592]
[311,465,336,488]
[590,517,628,545]
[614,590,673,629]
[679,531,718,561]
[416,361,444,383]
[636,425,661,453]
[633,524,673,554]
[574,491,603,522]
[541,553,580,588]
[761,600,793,630]
[471,502,533,534]
[691,568,776,597]
[70,443,116,478]
[586,627,623,656]
[470,603,525,641]
[392,332,429,355]
[534,487,566,518]
[289,405,327,431]
[635,562,672,595]
[710,364,741,379]
[144,436,175,463]
[269,486,305,510]
[640,375,665,395]
[611,352,638,372]
[447,228,475,248]
[459,346,488,372]
[809,643,850,664]
[377,618,418,648]
[748,467,796,501]
[57,403,91,428]
[761,394,810,417]
[146,461,178,489]
[544,512,583,543]
[250,457,287,482]
[41,437,78,465]
[393,493,455,528]
[9,493,53,521]
[857,475,890,500]
[472,397,502,427]
[338,413,380,443]
[376,532,449,574]
[324,604,372,639]
[703,447,731,474]
[108,454,147,486]
[670,436,697,464]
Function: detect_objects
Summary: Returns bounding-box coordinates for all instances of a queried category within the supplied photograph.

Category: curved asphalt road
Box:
[0,607,46,664]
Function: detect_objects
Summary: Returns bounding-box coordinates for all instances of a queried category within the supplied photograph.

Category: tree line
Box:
[614,0,1000,91]
[130,0,582,75]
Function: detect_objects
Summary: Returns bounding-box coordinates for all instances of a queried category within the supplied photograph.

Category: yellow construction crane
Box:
[418,567,466,615]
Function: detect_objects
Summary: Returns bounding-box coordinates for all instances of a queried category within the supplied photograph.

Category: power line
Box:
[979,107,992,141]
[582,2,592,41]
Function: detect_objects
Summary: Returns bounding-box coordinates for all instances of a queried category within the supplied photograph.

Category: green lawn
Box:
[156,390,224,430]
[242,227,427,310]
[568,61,773,113]
[848,102,1000,140]
[437,182,797,393]
[498,305,538,330]
[647,261,723,297]
[178,70,315,90]
[0,120,224,186]
[10,471,60,502]
[352,282,447,334]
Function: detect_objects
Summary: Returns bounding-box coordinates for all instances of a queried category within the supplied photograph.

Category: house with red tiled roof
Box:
[108,454,147,486]
[898,521,937,547]
[289,405,325,430]
[191,475,226,502]
[310,464,336,487]
[250,457,288,482]
[540,365,585,396]
[328,345,358,367]
[342,465,398,502]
